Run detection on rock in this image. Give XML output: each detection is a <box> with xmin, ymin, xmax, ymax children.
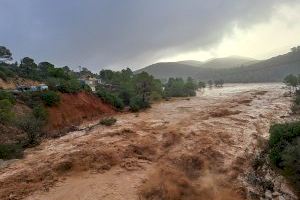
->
<box><xmin>272</xmin><ymin>191</ymin><xmax>281</xmax><ymax>197</ymax></box>
<box><xmin>265</xmin><ymin>190</ymin><xmax>272</xmax><ymax>199</ymax></box>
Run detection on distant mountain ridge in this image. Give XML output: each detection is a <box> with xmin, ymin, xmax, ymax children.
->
<box><xmin>135</xmin><ymin>56</ymin><xmax>259</xmax><ymax>80</ymax></box>
<box><xmin>135</xmin><ymin>62</ymin><xmax>200</xmax><ymax>80</ymax></box>
<box><xmin>135</xmin><ymin>48</ymin><xmax>300</xmax><ymax>83</ymax></box>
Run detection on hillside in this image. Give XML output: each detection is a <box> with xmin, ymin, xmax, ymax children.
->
<box><xmin>136</xmin><ymin>50</ymin><xmax>300</xmax><ymax>82</ymax></box>
<box><xmin>177</xmin><ymin>60</ymin><xmax>203</xmax><ymax>67</ymax></box>
<box><xmin>136</xmin><ymin>56</ymin><xmax>258</xmax><ymax>80</ymax></box>
<box><xmin>135</xmin><ymin>62</ymin><xmax>201</xmax><ymax>80</ymax></box>
<box><xmin>195</xmin><ymin>50</ymin><xmax>300</xmax><ymax>82</ymax></box>
<box><xmin>199</xmin><ymin>56</ymin><xmax>258</xmax><ymax>69</ymax></box>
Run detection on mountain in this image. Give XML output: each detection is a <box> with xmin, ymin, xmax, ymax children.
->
<box><xmin>135</xmin><ymin>62</ymin><xmax>201</xmax><ymax>80</ymax></box>
<box><xmin>136</xmin><ymin>56</ymin><xmax>258</xmax><ymax>80</ymax></box>
<box><xmin>200</xmin><ymin>56</ymin><xmax>258</xmax><ymax>69</ymax></box>
<box><xmin>194</xmin><ymin>50</ymin><xmax>300</xmax><ymax>82</ymax></box>
<box><xmin>177</xmin><ymin>60</ymin><xmax>203</xmax><ymax>67</ymax></box>
<box><xmin>136</xmin><ymin>48</ymin><xmax>300</xmax><ymax>82</ymax></box>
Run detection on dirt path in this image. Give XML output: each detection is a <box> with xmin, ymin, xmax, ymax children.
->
<box><xmin>0</xmin><ymin>84</ymin><xmax>291</xmax><ymax>200</ymax></box>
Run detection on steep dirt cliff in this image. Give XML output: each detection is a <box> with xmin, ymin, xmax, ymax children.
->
<box><xmin>46</xmin><ymin>92</ymin><xmax>116</xmax><ymax>131</ymax></box>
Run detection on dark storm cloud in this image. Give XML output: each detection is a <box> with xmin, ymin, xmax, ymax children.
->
<box><xmin>0</xmin><ymin>0</ymin><xmax>296</xmax><ymax>71</ymax></box>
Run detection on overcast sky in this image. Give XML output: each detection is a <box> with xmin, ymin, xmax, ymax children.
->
<box><xmin>1</xmin><ymin>0</ymin><xmax>299</xmax><ymax>71</ymax></box>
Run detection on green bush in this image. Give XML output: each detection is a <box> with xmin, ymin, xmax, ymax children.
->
<box><xmin>129</xmin><ymin>96</ymin><xmax>150</xmax><ymax>112</ymax></box>
<box><xmin>164</xmin><ymin>77</ymin><xmax>197</xmax><ymax>98</ymax></box>
<box><xmin>33</xmin><ymin>105</ymin><xmax>48</xmax><ymax>121</ymax></box>
<box><xmin>0</xmin><ymin>143</ymin><xmax>23</xmax><ymax>160</ymax></box>
<box><xmin>100</xmin><ymin>117</ymin><xmax>117</xmax><ymax>126</ymax></box>
<box><xmin>269</xmin><ymin>122</ymin><xmax>300</xmax><ymax>149</ymax></box>
<box><xmin>150</xmin><ymin>91</ymin><xmax>162</xmax><ymax>101</ymax></box>
<box><xmin>96</xmin><ymin>90</ymin><xmax>124</xmax><ymax>110</ymax></box>
<box><xmin>17</xmin><ymin>115</ymin><xmax>44</xmax><ymax>146</ymax></box>
<box><xmin>17</xmin><ymin>92</ymin><xmax>44</xmax><ymax>108</ymax></box>
<box><xmin>268</xmin><ymin>122</ymin><xmax>300</xmax><ymax>193</ymax></box>
<box><xmin>57</xmin><ymin>79</ymin><xmax>82</xmax><ymax>93</ymax></box>
<box><xmin>281</xmin><ymin>139</ymin><xmax>300</xmax><ymax>191</ymax></box>
<box><xmin>40</xmin><ymin>91</ymin><xmax>60</xmax><ymax>106</ymax></box>
<box><xmin>0</xmin><ymin>71</ymin><xmax>7</xmax><ymax>81</ymax></box>
<box><xmin>81</xmin><ymin>83</ymin><xmax>92</xmax><ymax>93</ymax></box>
<box><xmin>0</xmin><ymin>90</ymin><xmax>16</xmax><ymax>104</ymax></box>
<box><xmin>295</xmin><ymin>95</ymin><xmax>300</xmax><ymax>105</ymax></box>
<box><xmin>0</xmin><ymin>99</ymin><xmax>14</xmax><ymax>124</ymax></box>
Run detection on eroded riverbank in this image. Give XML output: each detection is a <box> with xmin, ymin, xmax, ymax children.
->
<box><xmin>0</xmin><ymin>84</ymin><xmax>293</xmax><ymax>200</ymax></box>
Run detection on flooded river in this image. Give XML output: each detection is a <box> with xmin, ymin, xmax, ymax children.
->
<box><xmin>0</xmin><ymin>83</ymin><xmax>292</xmax><ymax>200</ymax></box>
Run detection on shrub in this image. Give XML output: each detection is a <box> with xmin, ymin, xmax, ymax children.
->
<box><xmin>129</xmin><ymin>96</ymin><xmax>150</xmax><ymax>112</ymax></box>
<box><xmin>0</xmin><ymin>99</ymin><xmax>14</xmax><ymax>124</ymax></box>
<box><xmin>281</xmin><ymin>138</ymin><xmax>300</xmax><ymax>192</ymax></box>
<box><xmin>81</xmin><ymin>83</ymin><xmax>92</xmax><ymax>93</ymax></box>
<box><xmin>150</xmin><ymin>91</ymin><xmax>162</xmax><ymax>101</ymax></box>
<box><xmin>0</xmin><ymin>90</ymin><xmax>16</xmax><ymax>104</ymax></box>
<box><xmin>0</xmin><ymin>143</ymin><xmax>23</xmax><ymax>160</ymax></box>
<box><xmin>295</xmin><ymin>95</ymin><xmax>300</xmax><ymax>105</ymax></box>
<box><xmin>17</xmin><ymin>92</ymin><xmax>43</xmax><ymax>108</ymax></box>
<box><xmin>17</xmin><ymin>115</ymin><xmax>44</xmax><ymax>146</ymax></box>
<box><xmin>269</xmin><ymin>122</ymin><xmax>300</xmax><ymax>148</ymax></box>
<box><xmin>33</xmin><ymin>105</ymin><xmax>48</xmax><ymax>121</ymax></box>
<box><xmin>40</xmin><ymin>90</ymin><xmax>60</xmax><ymax>106</ymax></box>
<box><xmin>57</xmin><ymin>79</ymin><xmax>82</xmax><ymax>93</ymax></box>
<box><xmin>0</xmin><ymin>71</ymin><xmax>7</xmax><ymax>81</ymax></box>
<box><xmin>268</xmin><ymin>122</ymin><xmax>300</xmax><ymax>193</ymax></box>
<box><xmin>96</xmin><ymin>90</ymin><xmax>124</xmax><ymax>110</ymax></box>
<box><xmin>100</xmin><ymin>117</ymin><xmax>117</xmax><ymax>126</ymax></box>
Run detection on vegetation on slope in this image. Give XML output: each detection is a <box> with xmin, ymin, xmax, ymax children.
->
<box><xmin>0</xmin><ymin>45</ymin><xmax>202</xmax><ymax>161</ymax></box>
<box><xmin>265</xmin><ymin>74</ymin><xmax>300</xmax><ymax>195</ymax></box>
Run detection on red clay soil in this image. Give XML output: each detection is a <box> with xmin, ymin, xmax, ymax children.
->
<box><xmin>46</xmin><ymin>92</ymin><xmax>116</xmax><ymax>130</ymax></box>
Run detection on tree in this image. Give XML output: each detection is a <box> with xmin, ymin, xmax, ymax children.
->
<box><xmin>208</xmin><ymin>80</ymin><xmax>213</xmax><ymax>88</ymax></box>
<box><xmin>79</xmin><ymin>67</ymin><xmax>94</xmax><ymax>78</ymax></box>
<box><xmin>0</xmin><ymin>46</ymin><xmax>12</xmax><ymax>63</ymax></box>
<box><xmin>184</xmin><ymin>77</ymin><xmax>197</xmax><ymax>96</ymax></box>
<box><xmin>214</xmin><ymin>79</ymin><xmax>224</xmax><ymax>87</ymax></box>
<box><xmin>19</xmin><ymin>57</ymin><xmax>38</xmax><ymax>78</ymax></box>
<box><xmin>198</xmin><ymin>81</ymin><xmax>206</xmax><ymax>89</ymax></box>
<box><xmin>284</xmin><ymin>74</ymin><xmax>298</xmax><ymax>94</ymax></box>
<box><xmin>134</xmin><ymin>72</ymin><xmax>154</xmax><ymax>103</ymax></box>
<box><xmin>99</xmin><ymin>69</ymin><xmax>114</xmax><ymax>83</ymax></box>
<box><xmin>17</xmin><ymin>115</ymin><xmax>44</xmax><ymax>146</ymax></box>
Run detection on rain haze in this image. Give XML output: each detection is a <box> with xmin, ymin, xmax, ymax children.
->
<box><xmin>1</xmin><ymin>0</ymin><xmax>300</xmax><ymax>71</ymax></box>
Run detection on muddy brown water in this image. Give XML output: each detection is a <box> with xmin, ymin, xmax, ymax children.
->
<box><xmin>0</xmin><ymin>83</ymin><xmax>291</xmax><ymax>200</ymax></box>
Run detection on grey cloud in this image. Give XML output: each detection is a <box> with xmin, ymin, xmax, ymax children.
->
<box><xmin>0</xmin><ymin>0</ymin><xmax>297</xmax><ymax>71</ymax></box>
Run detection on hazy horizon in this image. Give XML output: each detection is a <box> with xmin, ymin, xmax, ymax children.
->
<box><xmin>1</xmin><ymin>0</ymin><xmax>300</xmax><ymax>71</ymax></box>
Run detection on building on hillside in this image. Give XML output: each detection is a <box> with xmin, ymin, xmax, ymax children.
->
<box><xmin>14</xmin><ymin>84</ymin><xmax>48</xmax><ymax>93</ymax></box>
<box><xmin>79</xmin><ymin>76</ymin><xmax>102</xmax><ymax>92</ymax></box>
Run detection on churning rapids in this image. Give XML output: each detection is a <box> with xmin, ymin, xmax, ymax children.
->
<box><xmin>0</xmin><ymin>83</ymin><xmax>292</xmax><ymax>200</ymax></box>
